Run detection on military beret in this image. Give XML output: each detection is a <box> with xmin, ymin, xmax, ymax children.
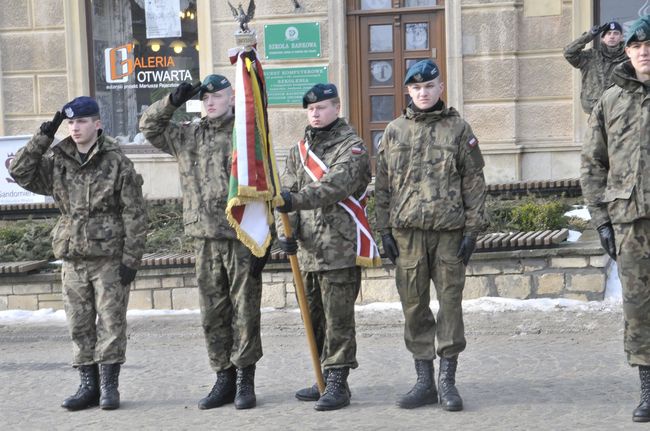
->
<box><xmin>199</xmin><ymin>74</ymin><xmax>231</xmax><ymax>99</ymax></box>
<box><xmin>62</xmin><ymin>96</ymin><xmax>100</xmax><ymax>119</ymax></box>
<box><xmin>601</xmin><ymin>21</ymin><xmax>622</xmax><ymax>37</ymax></box>
<box><xmin>625</xmin><ymin>14</ymin><xmax>650</xmax><ymax>46</ymax></box>
<box><xmin>403</xmin><ymin>59</ymin><xmax>440</xmax><ymax>85</ymax></box>
<box><xmin>302</xmin><ymin>83</ymin><xmax>338</xmax><ymax>108</ymax></box>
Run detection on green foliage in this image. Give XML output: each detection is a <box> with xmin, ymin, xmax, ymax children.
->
<box><xmin>0</xmin><ymin>218</ymin><xmax>57</xmax><ymax>262</ymax></box>
<box><xmin>486</xmin><ymin>196</ymin><xmax>574</xmax><ymax>233</ymax></box>
<box><xmin>144</xmin><ymin>202</ymin><xmax>194</xmax><ymax>253</ymax></box>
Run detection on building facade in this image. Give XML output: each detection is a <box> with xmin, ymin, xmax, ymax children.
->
<box><xmin>0</xmin><ymin>0</ymin><xmax>647</xmax><ymax>199</ymax></box>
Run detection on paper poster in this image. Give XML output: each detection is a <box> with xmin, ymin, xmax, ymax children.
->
<box><xmin>145</xmin><ymin>0</ymin><xmax>181</xmax><ymax>39</ymax></box>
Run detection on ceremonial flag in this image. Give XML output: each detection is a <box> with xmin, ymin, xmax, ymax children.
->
<box><xmin>226</xmin><ymin>48</ymin><xmax>282</xmax><ymax>257</ymax></box>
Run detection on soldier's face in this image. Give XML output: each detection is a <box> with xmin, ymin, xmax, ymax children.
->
<box><xmin>602</xmin><ymin>30</ymin><xmax>623</xmax><ymax>47</ymax></box>
<box><xmin>407</xmin><ymin>79</ymin><xmax>444</xmax><ymax>110</ymax></box>
<box><xmin>202</xmin><ymin>88</ymin><xmax>234</xmax><ymax>119</ymax></box>
<box><xmin>307</xmin><ymin>100</ymin><xmax>340</xmax><ymax>128</ymax></box>
<box><xmin>625</xmin><ymin>40</ymin><xmax>650</xmax><ymax>81</ymax></box>
<box><xmin>67</xmin><ymin>117</ymin><xmax>101</xmax><ymax>146</ymax></box>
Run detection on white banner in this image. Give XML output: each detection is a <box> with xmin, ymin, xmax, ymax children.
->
<box><xmin>1</xmin><ymin>135</ymin><xmax>49</xmax><ymax>205</ymax></box>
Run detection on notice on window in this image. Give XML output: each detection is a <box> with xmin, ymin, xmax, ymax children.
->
<box><xmin>145</xmin><ymin>0</ymin><xmax>181</xmax><ymax>39</ymax></box>
<box><xmin>1</xmin><ymin>136</ymin><xmax>50</xmax><ymax>204</ymax></box>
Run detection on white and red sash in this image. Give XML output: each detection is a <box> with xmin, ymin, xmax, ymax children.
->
<box><xmin>298</xmin><ymin>139</ymin><xmax>382</xmax><ymax>268</ymax></box>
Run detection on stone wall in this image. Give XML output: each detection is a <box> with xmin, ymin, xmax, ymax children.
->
<box><xmin>0</xmin><ymin>241</ymin><xmax>610</xmax><ymax>311</ymax></box>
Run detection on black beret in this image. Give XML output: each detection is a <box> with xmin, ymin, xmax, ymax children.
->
<box><xmin>62</xmin><ymin>96</ymin><xmax>100</xmax><ymax>119</ymax></box>
<box><xmin>601</xmin><ymin>21</ymin><xmax>623</xmax><ymax>37</ymax></box>
<box><xmin>302</xmin><ymin>83</ymin><xmax>338</xmax><ymax>108</ymax></box>
<box><xmin>403</xmin><ymin>59</ymin><xmax>440</xmax><ymax>85</ymax></box>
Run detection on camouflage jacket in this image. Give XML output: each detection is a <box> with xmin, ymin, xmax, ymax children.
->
<box><xmin>564</xmin><ymin>31</ymin><xmax>627</xmax><ymax>113</ymax></box>
<box><xmin>375</xmin><ymin>103</ymin><xmax>488</xmax><ymax>237</ymax></box>
<box><xmin>9</xmin><ymin>131</ymin><xmax>147</xmax><ymax>268</ymax></box>
<box><xmin>580</xmin><ymin>61</ymin><xmax>650</xmax><ymax>228</ymax></box>
<box><xmin>277</xmin><ymin>119</ymin><xmax>371</xmax><ymax>271</ymax></box>
<box><xmin>139</xmin><ymin>96</ymin><xmax>236</xmax><ymax>240</ymax></box>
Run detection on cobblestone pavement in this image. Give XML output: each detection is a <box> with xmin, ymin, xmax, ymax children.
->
<box><xmin>0</xmin><ymin>307</ymin><xmax>644</xmax><ymax>430</ymax></box>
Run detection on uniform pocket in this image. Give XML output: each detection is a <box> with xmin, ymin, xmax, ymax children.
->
<box><xmin>396</xmin><ymin>255</ymin><xmax>428</xmax><ymax>302</ymax></box>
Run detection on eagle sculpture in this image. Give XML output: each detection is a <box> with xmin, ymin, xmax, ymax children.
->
<box><xmin>228</xmin><ymin>0</ymin><xmax>256</xmax><ymax>32</ymax></box>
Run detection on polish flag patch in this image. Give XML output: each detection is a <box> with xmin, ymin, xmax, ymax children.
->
<box><xmin>468</xmin><ymin>136</ymin><xmax>479</xmax><ymax>148</ymax></box>
<box><xmin>351</xmin><ymin>146</ymin><xmax>365</xmax><ymax>155</ymax></box>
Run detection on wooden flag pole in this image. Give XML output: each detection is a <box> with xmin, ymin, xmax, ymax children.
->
<box><xmin>280</xmin><ymin>213</ymin><xmax>325</xmax><ymax>394</ymax></box>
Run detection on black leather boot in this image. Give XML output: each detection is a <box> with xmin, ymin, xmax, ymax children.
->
<box><xmin>396</xmin><ymin>359</ymin><xmax>438</xmax><ymax>409</ymax></box>
<box><xmin>198</xmin><ymin>367</ymin><xmax>237</xmax><ymax>410</ymax></box>
<box><xmin>234</xmin><ymin>365</ymin><xmax>256</xmax><ymax>409</ymax></box>
<box><xmin>314</xmin><ymin>367</ymin><xmax>351</xmax><ymax>411</ymax></box>
<box><xmin>61</xmin><ymin>364</ymin><xmax>100</xmax><ymax>411</ymax></box>
<box><xmin>99</xmin><ymin>364</ymin><xmax>121</xmax><ymax>410</ymax></box>
<box><xmin>633</xmin><ymin>366</ymin><xmax>650</xmax><ymax>422</ymax></box>
<box><xmin>439</xmin><ymin>356</ymin><xmax>463</xmax><ymax>411</ymax></box>
<box><xmin>296</xmin><ymin>369</ymin><xmax>328</xmax><ymax>401</ymax></box>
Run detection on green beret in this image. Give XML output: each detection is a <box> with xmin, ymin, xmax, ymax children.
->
<box><xmin>625</xmin><ymin>14</ymin><xmax>650</xmax><ymax>46</ymax></box>
<box><xmin>302</xmin><ymin>83</ymin><xmax>338</xmax><ymax>108</ymax></box>
<box><xmin>199</xmin><ymin>74</ymin><xmax>231</xmax><ymax>99</ymax></box>
<box><xmin>403</xmin><ymin>59</ymin><xmax>440</xmax><ymax>85</ymax></box>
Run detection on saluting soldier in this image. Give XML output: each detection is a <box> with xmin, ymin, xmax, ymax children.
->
<box><xmin>564</xmin><ymin>21</ymin><xmax>627</xmax><ymax>114</ymax></box>
<box><xmin>276</xmin><ymin>83</ymin><xmax>377</xmax><ymax>411</ymax></box>
<box><xmin>375</xmin><ymin>59</ymin><xmax>488</xmax><ymax>411</ymax></box>
<box><xmin>580</xmin><ymin>15</ymin><xmax>650</xmax><ymax>423</ymax></box>
<box><xmin>9</xmin><ymin>96</ymin><xmax>147</xmax><ymax>411</ymax></box>
<box><xmin>139</xmin><ymin>75</ymin><xmax>269</xmax><ymax>410</ymax></box>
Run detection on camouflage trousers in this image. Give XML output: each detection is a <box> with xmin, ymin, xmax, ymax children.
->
<box><xmin>195</xmin><ymin>238</ymin><xmax>263</xmax><ymax>372</ymax></box>
<box><xmin>61</xmin><ymin>257</ymin><xmax>130</xmax><ymax>366</ymax></box>
<box><xmin>614</xmin><ymin>220</ymin><xmax>650</xmax><ymax>366</ymax></box>
<box><xmin>393</xmin><ymin>228</ymin><xmax>466</xmax><ymax>360</ymax></box>
<box><xmin>300</xmin><ymin>267</ymin><xmax>361</xmax><ymax>369</ymax></box>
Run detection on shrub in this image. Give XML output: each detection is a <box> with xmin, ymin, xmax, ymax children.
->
<box><xmin>0</xmin><ymin>218</ymin><xmax>57</xmax><ymax>262</ymax></box>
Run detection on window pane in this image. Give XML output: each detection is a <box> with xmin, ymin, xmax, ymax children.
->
<box><xmin>370</xmin><ymin>60</ymin><xmax>394</xmax><ymax>86</ymax></box>
<box><xmin>405</xmin><ymin>23</ymin><xmax>428</xmax><ymax>50</ymax></box>
<box><xmin>405</xmin><ymin>0</ymin><xmax>437</xmax><ymax>6</ymax></box>
<box><xmin>405</xmin><ymin>58</ymin><xmax>426</xmax><ymax>70</ymax></box>
<box><xmin>91</xmin><ymin>0</ymin><xmax>200</xmax><ymax>144</ymax></box>
<box><xmin>361</xmin><ymin>0</ymin><xmax>392</xmax><ymax>9</ymax></box>
<box><xmin>371</xmin><ymin>95</ymin><xmax>394</xmax><ymax>122</ymax></box>
<box><xmin>370</xmin><ymin>25</ymin><xmax>393</xmax><ymax>52</ymax></box>
<box><xmin>371</xmin><ymin>130</ymin><xmax>385</xmax><ymax>153</ymax></box>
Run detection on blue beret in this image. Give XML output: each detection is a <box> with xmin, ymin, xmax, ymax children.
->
<box><xmin>62</xmin><ymin>96</ymin><xmax>99</xmax><ymax>119</ymax></box>
<box><xmin>403</xmin><ymin>59</ymin><xmax>440</xmax><ymax>85</ymax></box>
<box><xmin>601</xmin><ymin>21</ymin><xmax>622</xmax><ymax>37</ymax></box>
<box><xmin>625</xmin><ymin>15</ymin><xmax>650</xmax><ymax>46</ymax></box>
<box><xmin>199</xmin><ymin>74</ymin><xmax>231</xmax><ymax>99</ymax></box>
<box><xmin>302</xmin><ymin>83</ymin><xmax>338</xmax><ymax>108</ymax></box>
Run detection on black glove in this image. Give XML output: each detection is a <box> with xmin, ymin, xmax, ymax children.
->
<box><xmin>170</xmin><ymin>81</ymin><xmax>202</xmax><ymax>107</ymax></box>
<box><xmin>278</xmin><ymin>236</ymin><xmax>298</xmax><ymax>255</ymax></box>
<box><xmin>276</xmin><ymin>191</ymin><xmax>293</xmax><ymax>213</ymax></box>
<box><xmin>250</xmin><ymin>246</ymin><xmax>271</xmax><ymax>278</ymax></box>
<box><xmin>456</xmin><ymin>235</ymin><xmax>477</xmax><ymax>266</ymax></box>
<box><xmin>597</xmin><ymin>222</ymin><xmax>616</xmax><ymax>261</ymax></box>
<box><xmin>119</xmin><ymin>264</ymin><xmax>138</xmax><ymax>286</ymax></box>
<box><xmin>40</xmin><ymin>111</ymin><xmax>64</xmax><ymax>139</ymax></box>
<box><xmin>381</xmin><ymin>233</ymin><xmax>399</xmax><ymax>265</ymax></box>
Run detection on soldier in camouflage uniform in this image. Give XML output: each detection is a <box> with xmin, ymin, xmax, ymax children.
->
<box><xmin>275</xmin><ymin>83</ymin><xmax>372</xmax><ymax>411</ymax></box>
<box><xmin>139</xmin><ymin>75</ymin><xmax>268</xmax><ymax>410</ymax></box>
<box><xmin>564</xmin><ymin>21</ymin><xmax>627</xmax><ymax>114</ymax></box>
<box><xmin>375</xmin><ymin>59</ymin><xmax>488</xmax><ymax>411</ymax></box>
<box><xmin>580</xmin><ymin>15</ymin><xmax>650</xmax><ymax>423</ymax></box>
<box><xmin>9</xmin><ymin>96</ymin><xmax>147</xmax><ymax>411</ymax></box>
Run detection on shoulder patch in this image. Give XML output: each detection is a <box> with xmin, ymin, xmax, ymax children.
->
<box><xmin>351</xmin><ymin>146</ymin><xmax>365</xmax><ymax>155</ymax></box>
<box><xmin>468</xmin><ymin>136</ymin><xmax>479</xmax><ymax>148</ymax></box>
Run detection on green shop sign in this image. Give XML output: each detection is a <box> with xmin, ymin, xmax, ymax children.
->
<box><xmin>264</xmin><ymin>22</ymin><xmax>321</xmax><ymax>60</ymax></box>
<box><xmin>265</xmin><ymin>66</ymin><xmax>329</xmax><ymax>105</ymax></box>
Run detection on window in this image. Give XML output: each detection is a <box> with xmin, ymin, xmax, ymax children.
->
<box><xmin>596</xmin><ymin>0</ymin><xmax>650</xmax><ymax>30</ymax></box>
<box><xmin>88</xmin><ymin>0</ymin><xmax>200</xmax><ymax>144</ymax></box>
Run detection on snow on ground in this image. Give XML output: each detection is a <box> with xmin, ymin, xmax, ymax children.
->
<box><xmin>564</xmin><ymin>205</ymin><xmax>591</xmax><ymax>221</ymax></box>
